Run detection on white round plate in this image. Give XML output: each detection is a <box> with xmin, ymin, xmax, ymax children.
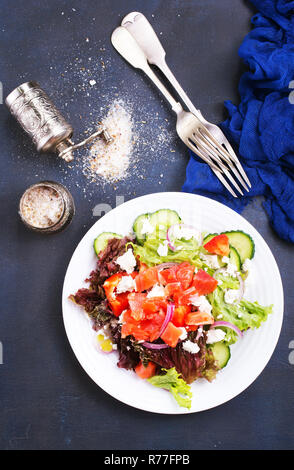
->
<box><xmin>62</xmin><ymin>192</ymin><xmax>284</xmax><ymax>414</ymax></box>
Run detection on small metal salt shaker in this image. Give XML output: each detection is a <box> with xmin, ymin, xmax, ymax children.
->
<box><xmin>6</xmin><ymin>81</ymin><xmax>112</xmax><ymax>162</ymax></box>
<box><xmin>19</xmin><ymin>181</ymin><xmax>75</xmax><ymax>234</ymax></box>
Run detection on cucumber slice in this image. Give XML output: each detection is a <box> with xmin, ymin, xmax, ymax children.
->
<box><xmin>93</xmin><ymin>232</ymin><xmax>122</xmax><ymax>257</ymax></box>
<box><xmin>148</xmin><ymin>209</ymin><xmax>181</xmax><ymax>239</ymax></box>
<box><xmin>228</xmin><ymin>246</ymin><xmax>241</xmax><ymax>271</ymax></box>
<box><xmin>149</xmin><ymin>209</ymin><xmax>181</xmax><ymax>229</ymax></box>
<box><xmin>133</xmin><ymin>213</ymin><xmax>152</xmax><ymax>245</ymax></box>
<box><xmin>210</xmin><ymin>342</ymin><xmax>231</xmax><ymax>369</ymax></box>
<box><xmin>222</xmin><ymin>231</ymin><xmax>255</xmax><ymax>263</ymax></box>
<box><xmin>203</xmin><ymin>233</ymin><xmax>217</xmax><ymax>244</ymax></box>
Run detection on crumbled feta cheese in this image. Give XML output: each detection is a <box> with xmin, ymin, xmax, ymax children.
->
<box><xmin>224</xmin><ymin>289</ymin><xmax>239</xmax><ymax>304</ymax></box>
<box><xmin>222</xmin><ymin>256</ymin><xmax>230</xmax><ymax>264</ymax></box>
<box><xmin>189</xmin><ymin>294</ymin><xmax>212</xmax><ymax>315</ymax></box>
<box><xmin>147</xmin><ymin>283</ymin><xmax>165</xmax><ymax>298</ymax></box>
<box><xmin>200</xmin><ymin>253</ymin><xmax>220</xmax><ymax>269</ymax></box>
<box><xmin>116</xmin><ymin>275</ymin><xmax>136</xmax><ymax>294</ymax></box>
<box><xmin>112</xmin><ymin>344</ymin><xmax>118</xmax><ymax>350</ymax></box>
<box><xmin>179</xmin><ymin>328</ymin><xmax>188</xmax><ymax>341</ymax></box>
<box><xmin>217</xmin><ymin>314</ymin><xmax>223</xmax><ymax>319</ymax></box>
<box><xmin>157</xmin><ymin>240</ymin><xmax>169</xmax><ymax>257</ymax></box>
<box><xmin>238</xmin><ymin>313</ymin><xmax>244</xmax><ymax>319</ymax></box>
<box><xmin>195</xmin><ymin>327</ymin><xmax>204</xmax><ymax>340</ymax></box>
<box><xmin>171</xmin><ymin>225</ymin><xmax>202</xmax><ymax>243</ymax></box>
<box><xmin>206</xmin><ymin>329</ymin><xmax>226</xmax><ymax>344</ymax></box>
<box><xmin>118</xmin><ymin>313</ymin><xmax>124</xmax><ymax>324</ymax></box>
<box><xmin>141</xmin><ymin>219</ymin><xmax>154</xmax><ymax>235</ymax></box>
<box><xmin>182</xmin><ymin>340</ymin><xmax>200</xmax><ymax>354</ymax></box>
<box><xmin>242</xmin><ymin>258</ymin><xmax>252</xmax><ymax>272</ymax></box>
<box><xmin>221</xmin><ymin>261</ymin><xmax>238</xmax><ymax>277</ymax></box>
<box><xmin>115</xmin><ymin>248</ymin><xmax>136</xmax><ymax>274</ymax></box>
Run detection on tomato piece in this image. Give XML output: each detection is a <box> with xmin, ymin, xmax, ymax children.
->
<box><xmin>144</xmin><ymin>309</ymin><xmax>166</xmax><ymax>342</ymax></box>
<box><xmin>158</xmin><ymin>265</ymin><xmax>179</xmax><ymax>285</ymax></box>
<box><xmin>192</xmin><ymin>270</ymin><xmax>218</xmax><ymax>295</ymax></box>
<box><xmin>139</xmin><ymin>262</ymin><xmax>148</xmax><ymax>273</ymax></box>
<box><xmin>121</xmin><ymin>310</ymin><xmax>149</xmax><ymax>341</ymax></box>
<box><xmin>164</xmin><ymin>282</ymin><xmax>182</xmax><ymax>299</ymax></box>
<box><xmin>161</xmin><ymin>322</ymin><xmax>183</xmax><ymax>347</ymax></box>
<box><xmin>103</xmin><ymin>273</ymin><xmax>130</xmax><ymax>316</ymax></box>
<box><xmin>176</xmin><ymin>262</ymin><xmax>195</xmax><ymax>289</ymax></box>
<box><xmin>172</xmin><ymin>305</ymin><xmax>191</xmax><ymax>327</ymax></box>
<box><xmin>142</xmin><ymin>298</ymin><xmax>167</xmax><ymax>317</ymax></box>
<box><xmin>173</xmin><ymin>286</ymin><xmax>198</xmax><ymax>306</ymax></box>
<box><xmin>185</xmin><ymin>311</ymin><xmax>214</xmax><ymax>326</ymax></box>
<box><xmin>121</xmin><ymin>308</ymin><xmax>166</xmax><ymax>343</ymax></box>
<box><xmin>203</xmin><ymin>234</ymin><xmax>230</xmax><ymax>256</ymax></box>
<box><xmin>135</xmin><ymin>267</ymin><xmax>159</xmax><ymax>292</ymax></box>
<box><xmin>128</xmin><ymin>292</ymin><xmax>147</xmax><ymax>321</ymax></box>
<box><xmin>135</xmin><ymin>361</ymin><xmax>157</xmax><ymax>379</ymax></box>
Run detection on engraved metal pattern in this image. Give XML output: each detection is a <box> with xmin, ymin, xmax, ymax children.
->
<box><xmin>6</xmin><ymin>81</ymin><xmax>112</xmax><ymax>162</ymax></box>
<box><xmin>7</xmin><ymin>83</ymin><xmax>73</xmax><ymax>153</ymax></box>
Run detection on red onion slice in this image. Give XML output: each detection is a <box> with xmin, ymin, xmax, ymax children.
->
<box><xmin>155</xmin><ymin>262</ymin><xmax>179</xmax><ymax>271</ymax></box>
<box><xmin>166</xmin><ymin>224</ymin><xmax>203</xmax><ymax>251</ymax></box>
<box><xmin>142</xmin><ymin>342</ymin><xmax>170</xmax><ymax>350</ymax></box>
<box><xmin>158</xmin><ymin>303</ymin><xmax>175</xmax><ymax>337</ymax></box>
<box><xmin>236</xmin><ymin>273</ymin><xmax>245</xmax><ymax>301</ymax></box>
<box><xmin>210</xmin><ymin>321</ymin><xmax>243</xmax><ymax>338</ymax></box>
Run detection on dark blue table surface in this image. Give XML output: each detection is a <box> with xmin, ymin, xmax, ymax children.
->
<box><xmin>1</xmin><ymin>0</ymin><xmax>294</xmax><ymax>450</ymax></box>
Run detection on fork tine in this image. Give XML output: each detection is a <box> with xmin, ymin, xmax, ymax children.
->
<box><xmin>200</xmin><ymin>126</ymin><xmax>233</xmax><ymax>161</ymax></box>
<box><xmin>222</xmin><ymin>141</ymin><xmax>252</xmax><ymax>189</ymax></box>
<box><xmin>199</xmin><ymin>127</ymin><xmax>251</xmax><ymax>190</ymax></box>
<box><xmin>189</xmin><ymin>134</ymin><xmax>244</xmax><ymax>196</ymax></box>
<box><xmin>211</xmin><ymin>169</ymin><xmax>238</xmax><ymax>198</ymax></box>
<box><xmin>189</xmin><ymin>134</ymin><xmax>229</xmax><ymax>172</ymax></box>
<box><xmin>184</xmin><ymin>138</ymin><xmax>223</xmax><ymax>172</ymax></box>
<box><xmin>190</xmin><ymin>133</ymin><xmax>247</xmax><ymax>195</ymax></box>
<box><xmin>196</xmin><ymin>128</ymin><xmax>250</xmax><ymax>192</ymax></box>
<box><xmin>184</xmin><ymin>138</ymin><xmax>239</xmax><ymax>197</ymax></box>
<box><xmin>222</xmin><ymin>169</ymin><xmax>243</xmax><ymax>195</ymax></box>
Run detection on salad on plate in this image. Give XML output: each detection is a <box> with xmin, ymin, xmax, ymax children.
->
<box><xmin>69</xmin><ymin>209</ymin><xmax>273</xmax><ymax>409</ymax></box>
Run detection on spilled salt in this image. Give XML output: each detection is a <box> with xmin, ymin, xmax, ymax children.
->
<box><xmin>83</xmin><ymin>100</ymin><xmax>134</xmax><ymax>183</ymax></box>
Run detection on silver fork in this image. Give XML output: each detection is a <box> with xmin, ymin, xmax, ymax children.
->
<box><xmin>111</xmin><ymin>27</ymin><xmax>246</xmax><ymax>197</ymax></box>
<box><xmin>120</xmin><ymin>12</ymin><xmax>251</xmax><ymax>196</ymax></box>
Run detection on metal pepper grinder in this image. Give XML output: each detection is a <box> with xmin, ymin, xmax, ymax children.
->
<box><xmin>5</xmin><ymin>81</ymin><xmax>112</xmax><ymax>162</ymax></box>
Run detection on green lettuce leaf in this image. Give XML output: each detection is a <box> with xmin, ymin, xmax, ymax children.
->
<box><xmin>147</xmin><ymin>368</ymin><xmax>192</xmax><ymax>409</ymax></box>
<box><xmin>132</xmin><ymin>237</ymin><xmax>202</xmax><ymax>267</ymax></box>
<box><xmin>209</xmin><ymin>288</ymin><xmax>273</xmax><ymax>344</ymax></box>
<box><xmin>214</xmin><ymin>273</ymin><xmax>240</xmax><ymax>290</ymax></box>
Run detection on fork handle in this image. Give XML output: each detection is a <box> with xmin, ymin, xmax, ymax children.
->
<box><xmin>141</xmin><ymin>62</ymin><xmax>183</xmax><ymax>114</ymax></box>
<box><xmin>157</xmin><ymin>60</ymin><xmax>201</xmax><ymax>116</ymax></box>
<box><xmin>122</xmin><ymin>12</ymin><xmax>201</xmax><ymax>117</ymax></box>
<box><xmin>111</xmin><ymin>27</ymin><xmax>182</xmax><ymax>114</ymax></box>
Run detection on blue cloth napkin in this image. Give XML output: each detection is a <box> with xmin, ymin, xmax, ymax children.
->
<box><xmin>182</xmin><ymin>0</ymin><xmax>294</xmax><ymax>243</ymax></box>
